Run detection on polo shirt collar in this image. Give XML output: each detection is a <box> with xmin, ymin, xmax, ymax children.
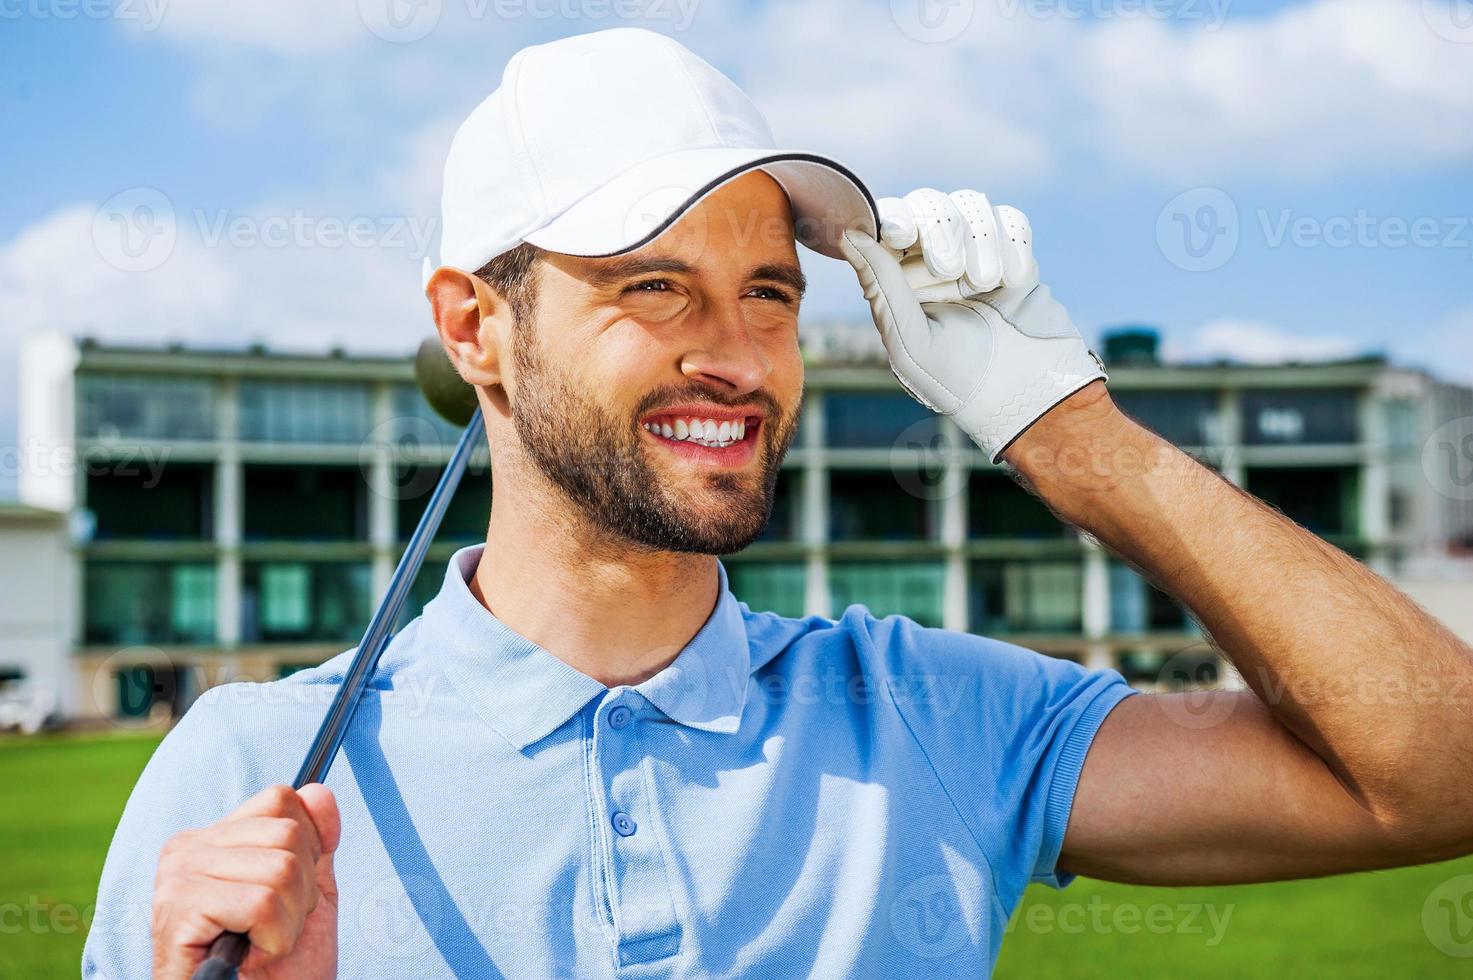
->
<box><xmin>419</xmin><ymin>545</ymin><xmax>752</xmax><ymax>750</ymax></box>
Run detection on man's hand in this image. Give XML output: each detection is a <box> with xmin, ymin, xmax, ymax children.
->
<box><xmin>151</xmin><ymin>784</ymin><xmax>340</xmax><ymax>980</ymax></box>
<box><xmin>839</xmin><ymin>188</ymin><xmax>1105</xmax><ymax>461</ymax></box>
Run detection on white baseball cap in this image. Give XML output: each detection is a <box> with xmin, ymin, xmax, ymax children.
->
<box><xmin>432</xmin><ymin>28</ymin><xmax>877</xmax><ymax>282</ymax></box>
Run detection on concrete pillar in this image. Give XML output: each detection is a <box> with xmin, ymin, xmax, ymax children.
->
<box><xmin>801</xmin><ymin>392</ymin><xmax>829</xmax><ymax>618</ymax></box>
<box><xmin>940</xmin><ymin>420</ymin><xmax>969</xmax><ymax>632</ymax></box>
<box><xmin>1082</xmin><ymin>539</ymin><xmax>1110</xmax><ymax>640</ymax></box>
<box><xmin>215</xmin><ymin>378</ymin><xmax>242</xmax><ymax>649</ymax></box>
<box><xmin>1217</xmin><ymin>387</ymin><xmax>1244</xmax><ymax>486</ymax></box>
<box><xmin>369</xmin><ymin>382</ymin><xmax>396</xmax><ymax>598</ymax></box>
<box><xmin>1358</xmin><ymin>389</ymin><xmax>1389</xmax><ymax>572</ymax></box>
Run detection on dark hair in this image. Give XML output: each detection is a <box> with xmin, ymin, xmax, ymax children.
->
<box><xmin>473</xmin><ymin>242</ymin><xmax>543</xmax><ymax>326</ymax></box>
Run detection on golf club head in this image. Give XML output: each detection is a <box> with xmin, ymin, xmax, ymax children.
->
<box><xmin>415</xmin><ymin>336</ymin><xmax>478</xmax><ymax>427</ymax></box>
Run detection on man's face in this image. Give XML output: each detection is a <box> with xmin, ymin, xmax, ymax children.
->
<box><xmin>506</xmin><ymin>171</ymin><xmax>805</xmax><ymax>554</ymax></box>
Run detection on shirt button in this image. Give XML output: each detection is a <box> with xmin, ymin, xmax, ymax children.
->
<box><xmin>608</xmin><ymin>706</ymin><xmax>633</xmax><ymax>730</ymax></box>
<box><xmin>611</xmin><ymin>811</ymin><xmax>637</xmax><ymax>837</ymax></box>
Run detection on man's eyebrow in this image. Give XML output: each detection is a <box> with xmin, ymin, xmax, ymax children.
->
<box><xmin>584</xmin><ymin>255</ymin><xmax>697</xmax><ymax>288</ymax></box>
<box><xmin>750</xmin><ymin>262</ymin><xmax>807</xmax><ymax>298</ymax></box>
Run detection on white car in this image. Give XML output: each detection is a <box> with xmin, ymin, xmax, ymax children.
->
<box><xmin>0</xmin><ymin>682</ymin><xmax>59</xmax><ymax>735</ymax></box>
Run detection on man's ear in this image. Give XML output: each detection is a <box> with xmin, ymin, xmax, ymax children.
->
<box><xmin>426</xmin><ymin>266</ymin><xmax>512</xmax><ymax>388</ymax></box>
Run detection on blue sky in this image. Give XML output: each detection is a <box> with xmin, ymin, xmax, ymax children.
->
<box><xmin>3</xmin><ymin>0</ymin><xmax>1472</xmax><ymax>492</ymax></box>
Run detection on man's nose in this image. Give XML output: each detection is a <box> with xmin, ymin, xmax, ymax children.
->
<box><xmin>679</xmin><ymin>304</ymin><xmax>773</xmax><ymax>396</ymax></box>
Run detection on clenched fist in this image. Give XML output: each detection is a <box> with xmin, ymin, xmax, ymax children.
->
<box><xmin>151</xmin><ymin>784</ymin><xmax>340</xmax><ymax>980</ymax></box>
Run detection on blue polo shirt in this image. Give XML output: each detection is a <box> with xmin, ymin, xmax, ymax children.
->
<box><xmin>84</xmin><ymin>546</ymin><xmax>1134</xmax><ymax>978</ymax></box>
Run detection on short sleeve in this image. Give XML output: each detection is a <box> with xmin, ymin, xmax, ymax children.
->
<box><xmin>81</xmin><ymin>688</ymin><xmax>270</xmax><ymax>978</ymax></box>
<box><xmin>849</xmin><ymin>608</ymin><xmax>1135</xmax><ymax>913</ymax></box>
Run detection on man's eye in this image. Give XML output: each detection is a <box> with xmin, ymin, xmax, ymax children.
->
<box><xmin>627</xmin><ymin>278</ymin><xmax>672</xmax><ymax>293</ymax></box>
<box><xmin>748</xmin><ymin>286</ymin><xmax>794</xmax><ymax>304</ymax></box>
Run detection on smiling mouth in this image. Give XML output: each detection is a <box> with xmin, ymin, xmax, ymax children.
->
<box><xmin>641</xmin><ymin>413</ymin><xmax>760</xmax><ymax>449</ymax></box>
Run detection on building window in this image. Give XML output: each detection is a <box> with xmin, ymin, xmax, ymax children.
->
<box><xmin>830</xmin><ymin>470</ymin><xmax>940</xmax><ymax>541</ymax></box>
<box><xmin>244</xmin><ymin>465</ymin><xmax>367</xmax><ymax>541</ymax></box>
<box><xmin>1242</xmin><ymin>389</ymin><xmax>1359</xmax><ymax>445</ymax></box>
<box><xmin>968</xmin><ymin>473</ymin><xmax>1067</xmax><ymax>539</ymax></box>
<box><xmin>823</xmin><ymin>392</ymin><xmax>942</xmax><ymax>449</ymax></box>
<box><xmin>970</xmin><ymin>560</ymin><xmax>1082</xmax><ymax>634</ymax></box>
<box><xmin>1245</xmin><ymin>467</ymin><xmax>1359</xmax><ymax>536</ymax></box>
<box><xmin>241</xmin><ymin>562</ymin><xmax>371</xmax><ymax>643</ymax></box>
<box><xmin>239</xmin><ymin>380</ymin><xmax>371</xmax><ymax>444</ymax></box>
<box><xmin>393</xmin><ymin>383</ymin><xmax>465</xmax><ymax>446</ymax></box>
<box><xmin>79</xmin><ymin>373</ymin><xmax>216</xmax><ymax>441</ymax></box>
<box><xmin>726</xmin><ymin>561</ymin><xmax>806</xmax><ymax>617</ymax></box>
<box><xmin>396</xmin><ymin>466</ymin><xmax>491</xmax><ymax>543</ymax></box>
<box><xmin>85</xmin><ymin>562</ymin><xmax>217</xmax><ymax>645</ymax></box>
<box><xmin>755</xmin><ymin>470</ymin><xmax>801</xmax><ymax>543</ymax></box>
<box><xmin>1109</xmin><ymin>562</ymin><xmax>1196</xmax><ymax>634</ymax></box>
<box><xmin>87</xmin><ymin>463</ymin><xmax>213</xmax><ymax>540</ymax></box>
<box><xmin>830</xmin><ymin>561</ymin><xmax>944</xmax><ymax>626</ymax></box>
<box><xmin>1112</xmin><ymin>390</ymin><xmax>1218</xmax><ymax>447</ymax></box>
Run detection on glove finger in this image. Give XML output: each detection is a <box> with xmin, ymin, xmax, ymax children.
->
<box><xmin>994</xmin><ymin>205</ymin><xmax>1039</xmax><ymax>289</ymax></box>
<box><xmin>903</xmin><ymin>188</ymin><xmax>966</xmax><ymax>282</ymax></box>
<box><xmin>877</xmin><ymin>197</ymin><xmax>918</xmax><ymax>252</ymax></box>
<box><xmin>949</xmin><ymin>190</ymin><xmax>1003</xmax><ymax>294</ymax></box>
<box><xmin>838</xmin><ymin>228</ymin><xmax>953</xmax><ymax>413</ymax></box>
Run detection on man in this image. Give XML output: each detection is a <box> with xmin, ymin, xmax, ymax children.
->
<box><xmin>86</xmin><ymin>28</ymin><xmax>1473</xmax><ymax>979</ymax></box>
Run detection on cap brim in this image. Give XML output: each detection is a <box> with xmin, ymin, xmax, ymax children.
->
<box><xmin>521</xmin><ymin>147</ymin><xmax>877</xmax><ymax>261</ymax></box>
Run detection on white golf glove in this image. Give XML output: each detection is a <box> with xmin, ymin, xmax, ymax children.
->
<box><xmin>839</xmin><ymin>188</ymin><xmax>1106</xmax><ymax>462</ymax></box>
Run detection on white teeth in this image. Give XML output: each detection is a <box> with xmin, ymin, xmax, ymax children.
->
<box><xmin>717</xmin><ymin>420</ymin><xmax>733</xmax><ymax>442</ymax></box>
<box><xmin>661</xmin><ymin>422</ymin><xmax>674</xmax><ymax>438</ymax></box>
<box><xmin>734</xmin><ymin>419</ymin><xmax>745</xmax><ymax>440</ymax></box>
<box><xmin>702</xmin><ymin>419</ymin><xmax>718</xmax><ymax>440</ymax></box>
<box><xmin>673</xmin><ymin>418</ymin><xmax>688</xmax><ymax>440</ymax></box>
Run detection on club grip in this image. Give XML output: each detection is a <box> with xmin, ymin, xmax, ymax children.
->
<box><xmin>191</xmin><ymin>931</ymin><xmax>250</xmax><ymax>979</ymax></box>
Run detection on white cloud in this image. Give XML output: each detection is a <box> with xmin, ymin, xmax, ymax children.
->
<box><xmin>1395</xmin><ymin>306</ymin><xmax>1473</xmax><ymax>385</ymax></box>
<box><xmin>1165</xmin><ymin>318</ymin><xmax>1362</xmax><ymax>364</ymax></box>
<box><xmin>1082</xmin><ymin>0</ymin><xmax>1473</xmax><ymax>179</ymax></box>
<box><xmin>124</xmin><ymin>0</ymin><xmax>371</xmax><ymax>53</ymax></box>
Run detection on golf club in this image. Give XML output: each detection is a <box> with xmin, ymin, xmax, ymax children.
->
<box><xmin>191</xmin><ymin>340</ymin><xmax>479</xmax><ymax>980</ymax></box>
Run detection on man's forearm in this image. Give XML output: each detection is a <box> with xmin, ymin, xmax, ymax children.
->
<box><xmin>1007</xmin><ymin>383</ymin><xmax>1473</xmax><ymax>846</ymax></box>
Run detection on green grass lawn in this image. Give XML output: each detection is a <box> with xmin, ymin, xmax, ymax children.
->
<box><xmin>4</xmin><ymin>732</ymin><xmax>1471</xmax><ymax>977</ymax></box>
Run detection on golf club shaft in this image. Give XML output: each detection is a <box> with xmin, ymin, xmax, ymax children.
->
<box><xmin>191</xmin><ymin>408</ymin><xmax>485</xmax><ymax>980</ymax></box>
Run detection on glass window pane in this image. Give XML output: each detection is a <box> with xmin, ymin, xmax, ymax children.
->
<box><xmin>970</xmin><ymin>560</ymin><xmax>1081</xmax><ymax>634</ymax></box>
<box><xmin>968</xmin><ymin>473</ymin><xmax>1066</xmax><ymax>539</ymax></box>
<box><xmin>84</xmin><ymin>562</ymin><xmax>216</xmax><ymax>645</ymax></box>
<box><xmin>824</xmin><ymin>392</ymin><xmax>941</xmax><ymax>449</ymax></box>
<box><xmin>1242</xmin><ymin>389</ymin><xmax>1359</xmax><ymax>445</ymax></box>
<box><xmin>726</xmin><ymin>561</ymin><xmax>806</xmax><ymax>617</ymax></box>
<box><xmin>396</xmin><ymin>466</ymin><xmax>491</xmax><ymax>543</ymax></box>
<box><xmin>1113</xmin><ymin>390</ymin><xmax>1218</xmax><ymax>446</ymax></box>
<box><xmin>87</xmin><ymin>463</ymin><xmax>213</xmax><ymax>540</ymax></box>
<box><xmin>244</xmin><ymin>465</ymin><xmax>366</xmax><ymax>541</ymax></box>
<box><xmin>239</xmin><ymin>380</ymin><xmax>371</xmax><ymax>444</ymax></box>
<box><xmin>830</xmin><ymin>561</ymin><xmax>944</xmax><ymax>626</ymax></box>
<box><xmin>1245</xmin><ymin>467</ymin><xmax>1359</xmax><ymax>535</ymax></box>
<box><xmin>830</xmin><ymin>470</ymin><xmax>939</xmax><ymax>541</ymax></box>
<box><xmin>755</xmin><ymin>470</ymin><xmax>800</xmax><ymax>543</ymax></box>
<box><xmin>241</xmin><ymin>562</ymin><xmax>371</xmax><ymax>643</ymax></box>
<box><xmin>78</xmin><ymin>374</ymin><xmax>215</xmax><ymax>441</ymax></box>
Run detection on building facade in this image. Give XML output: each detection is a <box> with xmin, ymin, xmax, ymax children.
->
<box><xmin>13</xmin><ymin>327</ymin><xmax>1473</xmax><ymax>722</ymax></box>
